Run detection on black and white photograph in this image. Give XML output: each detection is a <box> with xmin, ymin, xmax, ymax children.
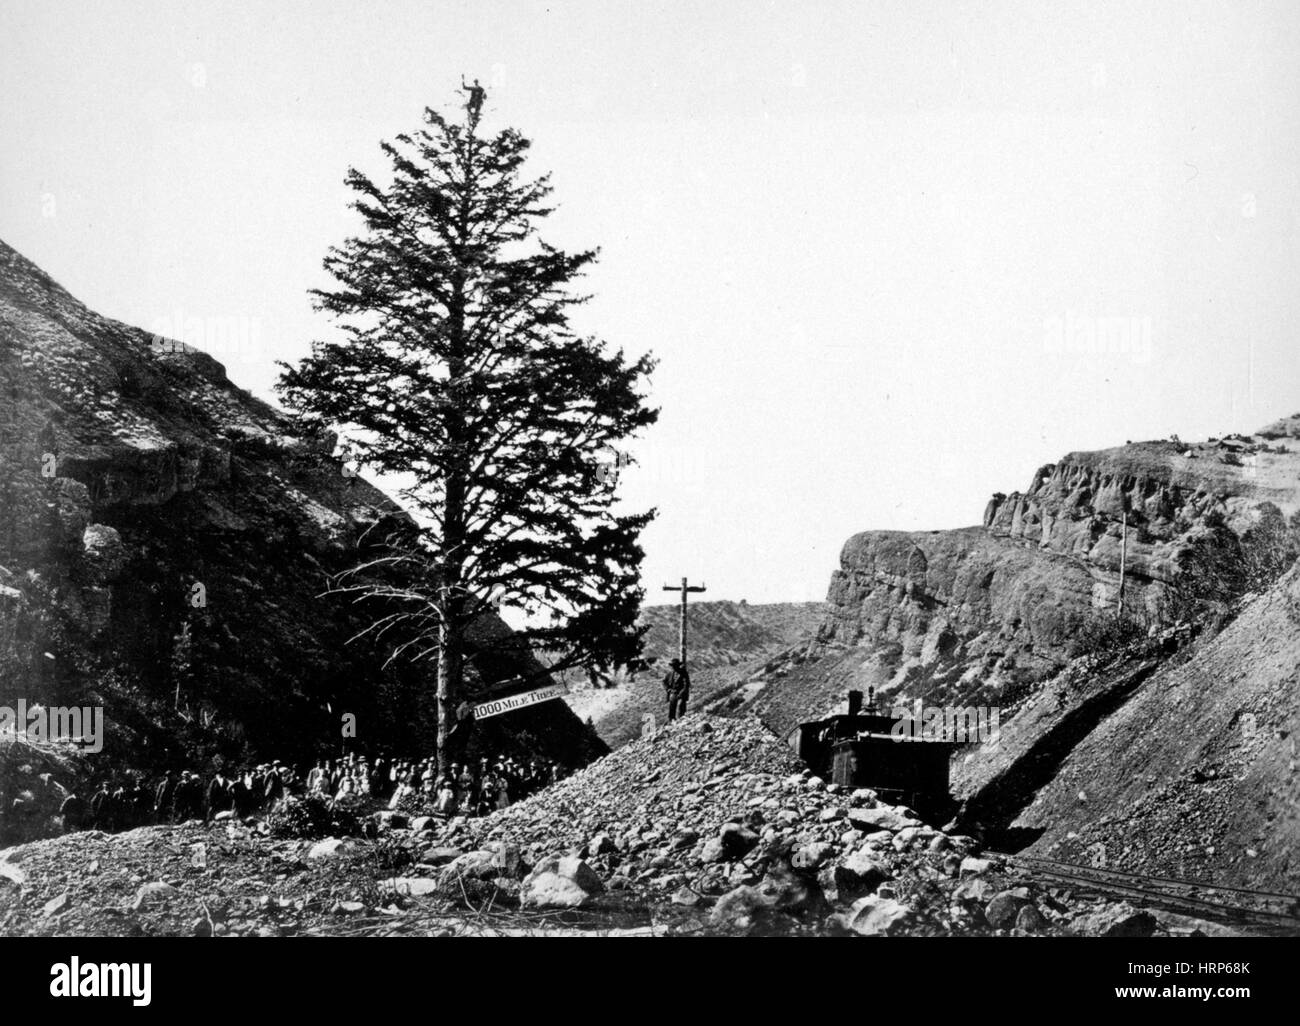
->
<box><xmin>0</xmin><ymin>0</ymin><xmax>1297</xmax><ymax>1005</ymax></box>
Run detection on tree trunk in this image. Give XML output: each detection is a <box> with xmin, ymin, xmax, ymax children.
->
<box><xmin>436</xmin><ymin>138</ymin><xmax>473</xmax><ymax>780</ymax></box>
<box><xmin>435</xmin><ymin>604</ymin><xmax>463</xmax><ymax>779</ymax></box>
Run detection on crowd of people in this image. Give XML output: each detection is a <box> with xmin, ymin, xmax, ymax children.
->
<box><xmin>55</xmin><ymin>751</ymin><xmax>570</xmax><ymax>834</ymax></box>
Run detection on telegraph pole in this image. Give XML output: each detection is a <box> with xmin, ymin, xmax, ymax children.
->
<box><xmin>1116</xmin><ymin>507</ymin><xmax>1128</xmax><ymax>618</ymax></box>
<box><xmin>662</xmin><ymin>577</ymin><xmax>706</xmax><ymax>667</ymax></box>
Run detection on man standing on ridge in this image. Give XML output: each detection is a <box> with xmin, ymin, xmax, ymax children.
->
<box><xmin>664</xmin><ymin>657</ymin><xmax>691</xmax><ymax>722</ymax></box>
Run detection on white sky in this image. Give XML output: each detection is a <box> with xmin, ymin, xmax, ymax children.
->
<box><xmin>3</xmin><ymin>0</ymin><xmax>1299</xmax><ymax>604</ymax></box>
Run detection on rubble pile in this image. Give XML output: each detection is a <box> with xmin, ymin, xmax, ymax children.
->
<box><xmin>397</xmin><ymin>715</ymin><xmax>1159</xmax><ymax>935</ymax></box>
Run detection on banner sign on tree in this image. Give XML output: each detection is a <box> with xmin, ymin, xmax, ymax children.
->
<box><xmin>473</xmin><ymin>683</ymin><xmax>569</xmax><ymax>720</ymax></box>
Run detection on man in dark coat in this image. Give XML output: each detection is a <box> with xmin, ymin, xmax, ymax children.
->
<box><xmin>205</xmin><ymin>773</ymin><xmax>228</xmax><ymax>820</ymax></box>
<box><xmin>130</xmin><ymin>780</ymin><xmax>151</xmax><ymax>826</ymax></box>
<box><xmin>175</xmin><ymin>772</ymin><xmax>202</xmax><ymax>821</ymax></box>
<box><xmin>155</xmin><ymin>771</ymin><xmax>176</xmax><ymax>823</ymax></box>
<box><xmin>664</xmin><ymin>657</ymin><xmax>691</xmax><ymax>721</ymax></box>
<box><xmin>89</xmin><ymin>783</ymin><xmax>112</xmax><ymax>829</ymax></box>
<box><xmin>264</xmin><ymin>763</ymin><xmax>285</xmax><ymax>809</ymax></box>
<box><xmin>109</xmin><ymin>785</ymin><xmax>131</xmax><ymax>830</ymax></box>
<box><xmin>230</xmin><ymin>774</ymin><xmax>252</xmax><ymax>818</ymax></box>
<box><xmin>59</xmin><ymin>792</ymin><xmax>86</xmax><ymax>833</ymax></box>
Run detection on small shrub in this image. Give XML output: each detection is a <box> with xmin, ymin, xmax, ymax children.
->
<box><xmin>267</xmin><ymin>793</ymin><xmax>364</xmax><ymax>840</ymax></box>
<box><xmin>370</xmin><ymin>833</ymin><xmax>418</xmax><ymax>873</ymax></box>
<box><xmin>394</xmin><ymin>790</ymin><xmax>436</xmax><ymax>818</ymax></box>
<box><xmin>1068</xmin><ymin>611</ymin><xmax>1147</xmax><ymax>660</ymax></box>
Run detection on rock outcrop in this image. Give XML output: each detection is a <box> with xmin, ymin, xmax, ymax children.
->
<box><xmin>816</xmin><ymin>439</ymin><xmax>1300</xmax><ymax>702</ymax></box>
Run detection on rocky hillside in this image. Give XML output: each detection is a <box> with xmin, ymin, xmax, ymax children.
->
<box><xmin>0</xmin><ymin>239</ymin><xmax>604</xmax><ymax>774</ymax></box>
<box><xmin>561</xmin><ymin>600</ymin><xmax>825</xmax><ymax>748</ymax></box>
<box><xmin>631</xmin><ymin>599</ymin><xmax>826</xmax><ymax>672</ymax></box>
<box><xmin>954</xmin><ymin>561</ymin><xmax>1300</xmax><ymax>892</ymax></box>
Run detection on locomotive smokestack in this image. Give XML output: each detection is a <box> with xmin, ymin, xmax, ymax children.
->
<box><xmin>847</xmin><ymin>690</ymin><xmax>863</xmax><ymax>718</ymax></box>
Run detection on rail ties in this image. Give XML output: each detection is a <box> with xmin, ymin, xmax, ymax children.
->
<box><xmin>998</xmin><ymin>852</ymin><xmax>1300</xmax><ymax>930</ymax></box>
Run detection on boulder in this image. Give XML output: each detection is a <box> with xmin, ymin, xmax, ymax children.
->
<box><xmin>586</xmin><ymin>832</ymin><xmax>617</xmax><ymax>856</ymax></box>
<box><xmin>388</xmin><ymin>877</ymin><xmax>441</xmax><ymax>898</ymax></box>
<box><xmin>702</xmin><ymin>822</ymin><xmax>759</xmax><ymax>863</ymax></box>
<box><xmin>985</xmin><ymin>889</ymin><xmax>1033</xmax><ymax>930</ymax></box>
<box><xmin>709</xmin><ymin>861</ymin><xmax>821</xmax><ymax>928</ymax></box>
<box><xmin>756</xmin><ymin>860</ymin><xmax>821</xmax><ymax>914</ymax></box>
<box><xmin>306</xmin><ymin>837</ymin><xmax>359</xmax><ymax>861</ymax></box>
<box><xmin>846</xmin><ymin>806</ymin><xmax>919</xmax><ymax>833</ymax></box>
<box><xmin>958</xmin><ymin>856</ymin><xmax>993</xmax><ymax>877</ymax></box>
<box><xmin>892</xmin><ymin>826</ymin><xmax>936</xmax><ymax>851</ymax></box>
<box><xmin>492</xmin><ymin>843</ymin><xmax>528</xmax><ymax>879</ymax></box>
<box><xmin>791</xmin><ymin>842</ymin><xmax>834</xmax><ymax>870</ymax></box>
<box><xmin>839</xmin><ymin>850</ymin><xmax>890</xmax><ymax>893</ymax></box>
<box><xmin>820</xmin><ymin>852</ymin><xmax>889</xmax><ymax>902</ymax></box>
<box><xmin>1015</xmin><ymin>904</ymin><xmax>1048</xmax><ymax>933</ymax></box>
<box><xmin>520</xmin><ymin>856</ymin><xmax>605</xmax><ymax>909</ymax></box>
<box><xmin>718</xmin><ymin>822</ymin><xmax>759</xmax><ymax>856</ymax></box>
<box><xmin>953</xmin><ymin>878</ymin><xmax>993</xmax><ymax>904</ymax></box>
<box><xmin>671</xmin><ymin>886</ymin><xmax>702</xmax><ymax>907</ymax></box>
<box><xmin>1070</xmin><ymin>902</ymin><xmax>1157</xmax><ymax>938</ymax></box>
<box><xmin>131</xmin><ymin>882</ymin><xmax>178</xmax><ymax>910</ymax></box>
<box><xmin>710</xmin><ymin>885</ymin><xmax>768</xmax><ymax>929</ymax></box>
<box><xmin>0</xmin><ymin>862</ymin><xmax>28</xmax><ymax>887</ymax></box>
<box><xmin>441</xmin><ymin>849</ymin><xmax>500</xmax><ymax>882</ymax></box>
<box><xmin>419</xmin><ymin>846</ymin><xmax>463</xmax><ymax>866</ymax></box>
<box><xmin>846</xmin><ymin>895</ymin><xmax>914</xmax><ymax>936</ymax></box>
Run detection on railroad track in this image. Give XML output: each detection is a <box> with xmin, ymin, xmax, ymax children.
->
<box><xmin>999</xmin><ymin>853</ymin><xmax>1300</xmax><ymax>933</ymax></box>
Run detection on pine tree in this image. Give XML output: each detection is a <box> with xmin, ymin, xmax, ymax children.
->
<box><xmin>278</xmin><ymin>82</ymin><xmax>657</xmax><ymax>775</ymax></box>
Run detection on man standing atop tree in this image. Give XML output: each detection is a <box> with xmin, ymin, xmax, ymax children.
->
<box><xmin>278</xmin><ymin>80</ymin><xmax>656</xmax><ymax>780</ymax></box>
<box><xmin>664</xmin><ymin>657</ymin><xmax>690</xmax><ymax>721</ymax></box>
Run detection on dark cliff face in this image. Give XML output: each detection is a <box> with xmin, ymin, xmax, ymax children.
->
<box><xmin>0</xmin><ymin>240</ymin><xmax>605</xmax><ymax>771</ymax></box>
